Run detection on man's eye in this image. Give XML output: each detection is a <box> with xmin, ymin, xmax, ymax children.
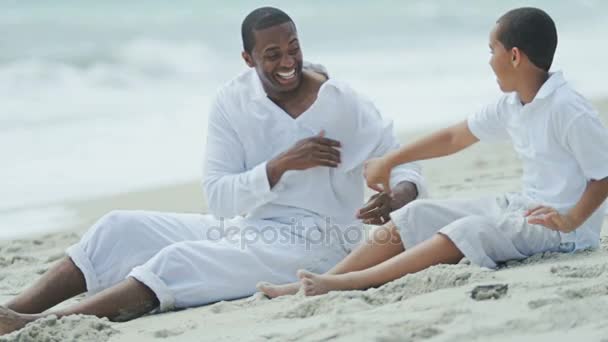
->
<box><xmin>289</xmin><ymin>47</ymin><xmax>300</xmax><ymax>55</ymax></box>
<box><xmin>265</xmin><ymin>54</ymin><xmax>280</xmax><ymax>60</ymax></box>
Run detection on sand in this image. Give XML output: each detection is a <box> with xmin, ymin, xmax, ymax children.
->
<box><xmin>1</xmin><ymin>100</ymin><xmax>607</xmax><ymax>341</ymax></box>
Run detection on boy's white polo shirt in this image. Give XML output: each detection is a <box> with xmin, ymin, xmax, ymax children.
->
<box><xmin>467</xmin><ymin>71</ymin><xmax>608</xmax><ymax>249</ymax></box>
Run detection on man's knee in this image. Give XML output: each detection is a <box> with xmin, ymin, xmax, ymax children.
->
<box><xmin>392</xmin><ymin>199</ymin><xmax>436</xmax><ymax>227</ymax></box>
<box><xmin>85</xmin><ymin>210</ymin><xmax>145</xmax><ymax>246</ymax></box>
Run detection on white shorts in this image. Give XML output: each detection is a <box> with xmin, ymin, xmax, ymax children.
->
<box><xmin>390</xmin><ymin>193</ymin><xmax>574</xmax><ymax>269</ymax></box>
<box><xmin>66</xmin><ymin>210</ymin><xmax>347</xmax><ymax>311</ymax></box>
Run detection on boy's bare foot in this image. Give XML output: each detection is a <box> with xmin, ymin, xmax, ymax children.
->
<box><xmin>256</xmin><ymin>281</ymin><xmax>301</xmax><ymax>298</ymax></box>
<box><xmin>0</xmin><ymin>306</ymin><xmax>36</xmax><ymax>335</ymax></box>
<box><xmin>297</xmin><ymin>270</ymin><xmax>353</xmax><ymax>296</ymax></box>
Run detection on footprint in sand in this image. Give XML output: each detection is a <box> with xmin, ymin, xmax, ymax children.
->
<box><xmin>209</xmin><ymin>301</ymin><xmax>238</xmax><ymax>314</ymax></box>
<box><xmin>275</xmin><ymin>294</ymin><xmax>375</xmax><ymax>319</ymax></box>
<box><xmin>559</xmin><ymin>284</ymin><xmax>608</xmax><ymax>300</ymax></box>
<box><xmin>152</xmin><ymin>322</ymin><xmax>197</xmax><ymax>339</ymax></box>
<box><xmin>550</xmin><ymin>264</ymin><xmax>608</xmax><ymax>278</ymax></box>
<box><xmin>153</xmin><ymin>328</ymin><xmax>185</xmax><ymax>338</ymax></box>
<box><xmin>527</xmin><ymin>297</ymin><xmax>563</xmax><ymax>309</ymax></box>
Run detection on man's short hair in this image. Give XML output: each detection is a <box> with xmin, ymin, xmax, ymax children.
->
<box><xmin>241</xmin><ymin>7</ymin><xmax>295</xmax><ymax>54</ymax></box>
<box><xmin>497</xmin><ymin>7</ymin><xmax>558</xmax><ymax>71</ymax></box>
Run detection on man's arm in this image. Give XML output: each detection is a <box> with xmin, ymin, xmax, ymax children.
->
<box><xmin>203</xmin><ymin>99</ymin><xmax>280</xmax><ymax>218</ymax></box>
<box><xmin>356</xmin><ymin>116</ymin><xmax>427</xmax><ymax>225</ymax></box>
<box><xmin>390</xmin><ymin>180</ymin><xmax>419</xmax><ymax>210</ymax></box>
<box><xmin>203</xmin><ymin>98</ymin><xmax>342</xmax><ymax>218</ymax></box>
<box><xmin>266</xmin><ymin>130</ymin><xmax>341</xmax><ymax>188</ymax></box>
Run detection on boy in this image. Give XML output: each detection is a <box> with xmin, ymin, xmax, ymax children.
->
<box><xmin>259</xmin><ymin>7</ymin><xmax>608</xmax><ymax>297</ymax></box>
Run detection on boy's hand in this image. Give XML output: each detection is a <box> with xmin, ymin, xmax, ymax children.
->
<box><xmin>364</xmin><ymin>157</ymin><xmax>393</xmax><ymax>194</ymax></box>
<box><xmin>525</xmin><ymin>206</ymin><xmax>578</xmax><ymax>233</ymax></box>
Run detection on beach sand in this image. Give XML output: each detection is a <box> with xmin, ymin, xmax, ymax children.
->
<box><xmin>1</xmin><ymin>100</ymin><xmax>607</xmax><ymax>342</ymax></box>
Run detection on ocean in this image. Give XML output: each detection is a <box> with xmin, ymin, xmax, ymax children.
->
<box><xmin>1</xmin><ymin>0</ymin><xmax>607</xmax><ymax>238</ymax></box>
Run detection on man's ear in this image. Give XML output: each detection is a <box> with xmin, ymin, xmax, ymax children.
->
<box><xmin>242</xmin><ymin>51</ymin><xmax>255</xmax><ymax>68</ymax></box>
<box><xmin>510</xmin><ymin>47</ymin><xmax>521</xmax><ymax>68</ymax></box>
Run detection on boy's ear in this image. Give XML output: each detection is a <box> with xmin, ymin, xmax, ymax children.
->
<box><xmin>510</xmin><ymin>47</ymin><xmax>522</xmax><ymax>68</ymax></box>
<box><xmin>242</xmin><ymin>51</ymin><xmax>255</xmax><ymax>68</ymax></box>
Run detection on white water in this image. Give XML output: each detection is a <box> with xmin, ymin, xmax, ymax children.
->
<box><xmin>1</xmin><ymin>0</ymin><xmax>607</xmax><ymax>238</ymax></box>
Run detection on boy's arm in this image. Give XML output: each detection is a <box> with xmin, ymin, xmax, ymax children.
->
<box><xmin>527</xmin><ymin>177</ymin><xmax>608</xmax><ymax>233</ymax></box>
<box><xmin>365</xmin><ymin>120</ymin><xmax>479</xmax><ymax>193</ymax></box>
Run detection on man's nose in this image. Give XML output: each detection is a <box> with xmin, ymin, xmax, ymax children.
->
<box><xmin>280</xmin><ymin>54</ymin><xmax>295</xmax><ymax>69</ymax></box>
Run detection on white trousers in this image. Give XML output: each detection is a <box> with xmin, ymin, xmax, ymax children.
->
<box><xmin>66</xmin><ymin>210</ymin><xmax>348</xmax><ymax>311</ymax></box>
<box><xmin>390</xmin><ymin>193</ymin><xmax>574</xmax><ymax>269</ymax></box>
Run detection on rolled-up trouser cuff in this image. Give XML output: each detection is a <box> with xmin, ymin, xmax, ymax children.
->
<box><xmin>129</xmin><ymin>266</ymin><xmax>176</xmax><ymax>312</ymax></box>
<box><xmin>66</xmin><ymin>243</ymin><xmax>103</xmax><ymax>295</ymax></box>
<box><xmin>439</xmin><ymin>226</ymin><xmax>497</xmax><ymax>269</ymax></box>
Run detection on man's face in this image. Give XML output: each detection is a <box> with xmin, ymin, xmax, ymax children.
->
<box><xmin>488</xmin><ymin>24</ymin><xmax>517</xmax><ymax>93</ymax></box>
<box><xmin>243</xmin><ymin>22</ymin><xmax>304</xmax><ymax>94</ymax></box>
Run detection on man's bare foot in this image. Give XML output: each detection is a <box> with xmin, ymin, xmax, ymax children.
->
<box><xmin>256</xmin><ymin>281</ymin><xmax>300</xmax><ymax>299</ymax></box>
<box><xmin>0</xmin><ymin>306</ymin><xmax>37</xmax><ymax>335</ymax></box>
<box><xmin>297</xmin><ymin>270</ymin><xmax>354</xmax><ymax>296</ymax></box>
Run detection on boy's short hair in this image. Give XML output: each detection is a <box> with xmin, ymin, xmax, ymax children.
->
<box><xmin>241</xmin><ymin>7</ymin><xmax>294</xmax><ymax>54</ymax></box>
<box><xmin>497</xmin><ymin>7</ymin><xmax>557</xmax><ymax>71</ymax></box>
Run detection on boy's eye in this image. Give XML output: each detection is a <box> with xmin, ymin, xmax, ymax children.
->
<box><xmin>288</xmin><ymin>47</ymin><xmax>300</xmax><ymax>55</ymax></box>
<box><xmin>265</xmin><ymin>54</ymin><xmax>280</xmax><ymax>60</ymax></box>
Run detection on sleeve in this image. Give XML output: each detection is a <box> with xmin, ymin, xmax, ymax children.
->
<box><xmin>467</xmin><ymin>96</ymin><xmax>510</xmax><ymax>143</ymax></box>
<box><xmin>202</xmin><ymin>96</ymin><xmax>279</xmax><ymax>218</ymax></box>
<box><xmin>369</xmin><ymin>108</ymin><xmax>429</xmax><ymax>199</ymax></box>
<box><xmin>564</xmin><ymin>113</ymin><xmax>608</xmax><ymax>180</ymax></box>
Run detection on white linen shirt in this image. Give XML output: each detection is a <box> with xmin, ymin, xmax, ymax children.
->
<box><xmin>203</xmin><ymin>65</ymin><xmax>427</xmax><ymax>227</ymax></box>
<box><xmin>468</xmin><ymin>71</ymin><xmax>608</xmax><ymax>249</ymax></box>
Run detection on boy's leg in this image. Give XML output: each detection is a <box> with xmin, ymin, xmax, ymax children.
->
<box><xmin>0</xmin><ymin>277</ymin><xmax>158</xmax><ymax>335</ymax></box>
<box><xmin>258</xmin><ymin>196</ymin><xmax>498</xmax><ymax>298</ymax></box>
<box><xmin>298</xmin><ymin>233</ymin><xmax>463</xmax><ymax>296</ymax></box>
<box><xmin>298</xmin><ymin>207</ymin><xmax>559</xmax><ymax>296</ymax></box>
<box><xmin>258</xmin><ymin>222</ymin><xmax>405</xmax><ymax>298</ymax></box>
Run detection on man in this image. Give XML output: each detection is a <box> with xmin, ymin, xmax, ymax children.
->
<box><xmin>0</xmin><ymin>7</ymin><xmax>425</xmax><ymax>334</ymax></box>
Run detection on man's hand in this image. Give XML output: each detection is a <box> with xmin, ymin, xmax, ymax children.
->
<box><xmin>357</xmin><ymin>181</ymin><xmax>418</xmax><ymax>225</ymax></box>
<box><xmin>364</xmin><ymin>157</ymin><xmax>394</xmax><ymax>194</ymax></box>
<box><xmin>525</xmin><ymin>205</ymin><xmax>578</xmax><ymax>233</ymax></box>
<box><xmin>267</xmin><ymin>130</ymin><xmax>341</xmax><ymax>187</ymax></box>
<box><xmin>356</xmin><ymin>192</ymin><xmax>392</xmax><ymax>225</ymax></box>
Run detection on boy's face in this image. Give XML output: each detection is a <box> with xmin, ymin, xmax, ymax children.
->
<box><xmin>242</xmin><ymin>22</ymin><xmax>304</xmax><ymax>95</ymax></box>
<box><xmin>488</xmin><ymin>24</ymin><xmax>517</xmax><ymax>93</ymax></box>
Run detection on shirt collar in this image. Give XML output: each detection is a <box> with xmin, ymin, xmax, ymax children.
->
<box><xmin>535</xmin><ymin>70</ymin><xmax>567</xmax><ymax>99</ymax></box>
<box><xmin>507</xmin><ymin>70</ymin><xmax>567</xmax><ymax>105</ymax></box>
<box><xmin>249</xmin><ymin>69</ymin><xmax>268</xmax><ymax>102</ymax></box>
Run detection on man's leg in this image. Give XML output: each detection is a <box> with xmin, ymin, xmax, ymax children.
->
<box><xmin>298</xmin><ymin>233</ymin><xmax>463</xmax><ymax>296</ymax></box>
<box><xmin>4</xmin><ymin>210</ymin><xmax>219</xmax><ymax>314</ymax></box>
<box><xmin>5</xmin><ymin>257</ymin><xmax>85</xmax><ymax>314</ymax></box>
<box><xmin>100</xmin><ymin>219</ymin><xmax>344</xmax><ymax>311</ymax></box>
<box><xmin>0</xmin><ymin>277</ymin><xmax>158</xmax><ymax>335</ymax></box>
